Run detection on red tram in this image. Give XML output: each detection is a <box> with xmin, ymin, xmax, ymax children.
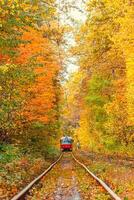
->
<box><xmin>60</xmin><ymin>136</ymin><xmax>73</xmax><ymax>151</ymax></box>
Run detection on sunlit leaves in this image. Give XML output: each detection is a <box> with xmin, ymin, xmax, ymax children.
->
<box><xmin>70</xmin><ymin>0</ymin><xmax>134</xmax><ymax>150</ymax></box>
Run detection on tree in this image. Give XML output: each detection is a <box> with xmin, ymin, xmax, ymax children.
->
<box><xmin>69</xmin><ymin>0</ymin><xmax>134</xmax><ymax>150</ymax></box>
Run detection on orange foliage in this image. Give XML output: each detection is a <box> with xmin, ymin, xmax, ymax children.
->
<box><xmin>18</xmin><ymin>27</ymin><xmax>60</xmax><ymax>123</ymax></box>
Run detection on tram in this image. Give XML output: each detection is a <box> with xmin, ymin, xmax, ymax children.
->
<box><xmin>60</xmin><ymin>136</ymin><xmax>73</xmax><ymax>151</ymax></box>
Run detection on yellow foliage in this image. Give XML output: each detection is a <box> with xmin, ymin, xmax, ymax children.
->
<box><xmin>75</xmin><ymin>109</ymin><xmax>91</xmax><ymax>149</ymax></box>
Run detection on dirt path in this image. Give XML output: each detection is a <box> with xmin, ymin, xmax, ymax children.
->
<box><xmin>26</xmin><ymin>153</ymin><xmax>111</xmax><ymax>200</ymax></box>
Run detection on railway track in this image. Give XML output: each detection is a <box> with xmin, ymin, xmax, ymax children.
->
<box><xmin>11</xmin><ymin>153</ymin><xmax>121</xmax><ymax>200</ymax></box>
<box><xmin>11</xmin><ymin>154</ymin><xmax>63</xmax><ymax>200</ymax></box>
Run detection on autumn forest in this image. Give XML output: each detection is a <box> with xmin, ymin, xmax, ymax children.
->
<box><xmin>0</xmin><ymin>0</ymin><xmax>134</xmax><ymax>199</ymax></box>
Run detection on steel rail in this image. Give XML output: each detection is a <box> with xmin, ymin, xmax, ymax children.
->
<box><xmin>11</xmin><ymin>153</ymin><xmax>63</xmax><ymax>200</ymax></box>
<box><xmin>72</xmin><ymin>153</ymin><xmax>122</xmax><ymax>200</ymax></box>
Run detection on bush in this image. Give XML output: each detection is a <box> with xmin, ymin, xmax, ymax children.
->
<box><xmin>46</xmin><ymin>146</ymin><xmax>60</xmax><ymax>159</ymax></box>
<box><xmin>0</xmin><ymin>144</ymin><xmax>20</xmax><ymax>164</ymax></box>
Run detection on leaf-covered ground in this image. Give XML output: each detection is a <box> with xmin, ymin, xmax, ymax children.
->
<box><xmin>0</xmin><ymin>144</ymin><xmax>59</xmax><ymax>200</ymax></box>
<box><xmin>1</xmin><ymin>148</ymin><xmax>133</xmax><ymax>200</ymax></box>
<box><xmin>26</xmin><ymin>153</ymin><xmax>112</xmax><ymax>200</ymax></box>
<box><xmin>75</xmin><ymin>151</ymin><xmax>134</xmax><ymax>200</ymax></box>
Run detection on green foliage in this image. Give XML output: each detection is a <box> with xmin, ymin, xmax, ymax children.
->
<box><xmin>89</xmin><ymin>162</ymin><xmax>107</xmax><ymax>175</ymax></box>
<box><xmin>88</xmin><ymin>75</ymin><xmax>111</xmax><ymax>93</ymax></box>
<box><xmin>95</xmin><ymin>107</ymin><xmax>107</xmax><ymax>123</ymax></box>
<box><xmin>31</xmin><ymin>121</ymin><xmax>46</xmax><ymax>130</ymax></box>
<box><xmin>124</xmin><ymin>197</ymin><xmax>129</xmax><ymax>200</ymax></box>
<box><xmin>86</xmin><ymin>95</ymin><xmax>105</xmax><ymax>106</ymax></box>
<box><xmin>102</xmin><ymin>137</ymin><xmax>120</xmax><ymax>151</ymax></box>
<box><xmin>85</xmin><ymin>75</ymin><xmax>112</xmax><ymax>135</ymax></box>
<box><xmin>0</xmin><ymin>144</ymin><xmax>20</xmax><ymax>164</ymax></box>
<box><xmin>46</xmin><ymin>146</ymin><xmax>60</xmax><ymax>159</ymax></box>
<box><xmin>96</xmin><ymin>193</ymin><xmax>110</xmax><ymax>200</ymax></box>
<box><xmin>0</xmin><ymin>63</ymin><xmax>35</xmax><ymax>137</ymax></box>
<box><xmin>86</xmin><ymin>75</ymin><xmax>111</xmax><ymax>106</ymax></box>
<box><xmin>115</xmin><ymin>186</ymin><xmax>124</xmax><ymax>195</ymax></box>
